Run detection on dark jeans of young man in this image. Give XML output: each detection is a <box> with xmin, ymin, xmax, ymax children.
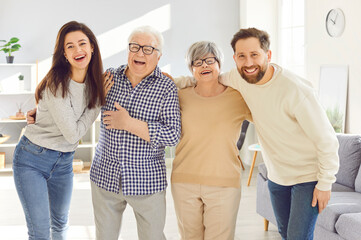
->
<box><xmin>268</xmin><ymin>180</ymin><xmax>319</xmax><ymax>240</ymax></box>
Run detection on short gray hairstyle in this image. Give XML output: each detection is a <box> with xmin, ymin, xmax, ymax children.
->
<box><xmin>186</xmin><ymin>41</ymin><xmax>224</xmax><ymax>73</ymax></box>
<box><xmin>128</xmin><ymin>26</ymin><xmax>164</xmax><ymax>53</ymax></box>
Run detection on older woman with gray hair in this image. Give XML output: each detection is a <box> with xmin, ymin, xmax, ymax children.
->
<box><xmin>171</xmin><ymin>41</ymin><xmax>252</xmax><ymax>239</ymax></box>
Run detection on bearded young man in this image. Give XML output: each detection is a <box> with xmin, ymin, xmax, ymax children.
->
<box><xmin>173</xmin><ymin>27</ymin><xmax>339</xmax><ymax>240</ymax></box>
<box><xmin>221</xmin><ymin>28</ymin><xmax>339</xmax><ymax>240</ymax></box>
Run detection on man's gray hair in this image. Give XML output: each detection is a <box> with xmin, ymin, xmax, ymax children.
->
<box><xmin>128</xmin><ymin>26</ymin><xmax>164</xmax><ymax>53</ymax></box>
<box><xmin>186</xmin><ymin>41</ymin><xmax>224</xmax><ymax>72</ymax></box>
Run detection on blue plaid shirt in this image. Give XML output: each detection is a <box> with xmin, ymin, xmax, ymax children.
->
<box><xmin>90</xmin><ymin>65</ymin><xmax>181</xmax><ymax>195</ymax></box>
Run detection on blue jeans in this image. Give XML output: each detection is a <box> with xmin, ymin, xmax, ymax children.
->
<box><xmin>268</xmin><ymin>180</ymin><xmax>319</xmax><ymax>240</ymax></box>
<box><xmin>13</xmin><ymin>136</ymin><xmax>74</xmax><ymax>240</ymax></box>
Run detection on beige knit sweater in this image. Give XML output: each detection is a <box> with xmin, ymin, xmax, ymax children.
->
<box><xmin>171</xmin><ymin>86</ymin><xmax>252</xmax><ymax>188</ymax></box>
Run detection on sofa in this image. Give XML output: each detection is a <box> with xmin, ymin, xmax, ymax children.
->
<box><xmin>256</xmin><ymin>134</ymin><xmax>361</xmax><ymax>240</ymax></box>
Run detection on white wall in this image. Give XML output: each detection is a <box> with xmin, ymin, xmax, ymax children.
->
<box><xmin>239</xmin><ymin>0</ymin><xmax>279</xmax><ymax>63</ymax></box>
<box><xmin>239</xmin><ymin>0</ymin><xmax>361</xmax><ymax>134</ymax></box>
<box><xmin>305</xmin><ymin>0</ymin><xmax>361</xmax><ymax>133</ymax></box>
<box><xmin>237</xmin><ymin>0</ymin><xmax>279</xmax><ymax>165</ymax></box>
<box><xmin>2</xmin><ymin>0</ymin><xmax>360</xmax><ymax>133</ymax></box>
<box><xmin>0</xmin><ymin>0</ymin><xmax>240</xmax><ymax>77</ymax></box>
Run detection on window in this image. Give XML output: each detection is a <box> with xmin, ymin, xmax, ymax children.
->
<box><xmin>279</xmin><ymin>0</ymin><xmax>305</xmax><ymax>77</ymax></box>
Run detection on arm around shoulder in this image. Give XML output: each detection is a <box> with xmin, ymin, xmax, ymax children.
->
<box><xmin>45</xmin><ymin>90</ymin><xmax>100</xmax><ymax>144</ymax></box>
<box><xmin>174</xmin><ymin>75</ymin><xmax>196</xmax><ymax>89</ymax></box>
<box><xmin>219</xmin><ymin>69</ymin><xmax>242</xmax><ymax>90</ymax></box>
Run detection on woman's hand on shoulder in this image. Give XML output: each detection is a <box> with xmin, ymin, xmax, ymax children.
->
<box><xmin>162</xmin><ymin>72</ymin><xmax>174</xmax><ymax>81</ymax></box>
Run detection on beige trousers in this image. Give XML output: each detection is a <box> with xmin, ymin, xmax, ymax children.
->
<box><xmin>91</xmin><ymin>181</ymin><xmax>166</xmax><ymax>240</ymax></box>
<box><xmin>171</xmin><ymin>182</ymin><xmax>242</xmax><ymax>240</ymax></box>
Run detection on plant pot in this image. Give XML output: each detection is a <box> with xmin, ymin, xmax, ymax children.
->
<box><xmin>19</xmin><ymin>80</ymin><xmax>24</xmax><ymax>91</ymax></box>
<box><xmin>6</xmin><ymin>56</ymin><xmax>14</xmax><ymax>64</ymax></box>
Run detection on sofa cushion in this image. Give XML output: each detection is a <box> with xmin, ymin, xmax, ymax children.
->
<box><xmin>332</xmin><ymin>182</ymin><xmax>354</xmax><ymax>192</ymax></box>
<box><xmin>355</xmin><ymin>165</ymin><xmax>361</xmax><ymax>193</ymax></box>
<box><xmin>335</xmin><ymin>212</ymin><xmax>361</xmax><ymax>240</ymax></box>
<box><xmin>317</xmin><ymin>202</ymin><xmax>361</xmax><ymax>232</ymax></box>
<box><xmin>314</xmin><ymin>224</ymin><xmax>344</xmax><ymax>240</ymax></box>
<box><xmin>335</xmin><ymin>134</ymin><xmax>361</xmax><ymax>189</ymax></box>
<box><xmin>258</xmin><ymin>163</ymin><xmax>267</xmax><ymax>179</ymax></box>
<box><xmin>328</xmin><ymin>192</ymin><xmax>361</xmax><ymax>205</ymax></box>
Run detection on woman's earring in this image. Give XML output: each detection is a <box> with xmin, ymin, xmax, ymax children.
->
<box><xmin>65</xmin><ymin>57</ymin><xmax>68</xmax><ymax>63</ymax></box>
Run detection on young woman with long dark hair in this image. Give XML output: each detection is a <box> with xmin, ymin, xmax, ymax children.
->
<box><xmin>12</xmin><ymin>21</ymin><xmax>111</xmax><ymax>240</ymax></box>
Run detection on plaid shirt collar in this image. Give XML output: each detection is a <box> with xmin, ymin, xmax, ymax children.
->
<box><xmin>117</xmin><ymin>65</ymin><xmax>161</xmax><ymax>86</ymax></box>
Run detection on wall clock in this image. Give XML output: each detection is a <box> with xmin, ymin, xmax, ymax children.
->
<box><xmin>326</xmin><ymin>8</ymin><xmax>345</xmax><ymax>37</ymax></box>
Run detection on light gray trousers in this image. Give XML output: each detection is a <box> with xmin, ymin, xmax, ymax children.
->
<box><xmin>91</xmin><ymin>181</ymin><xmax>166</xmax><ymax>240</ymax></box>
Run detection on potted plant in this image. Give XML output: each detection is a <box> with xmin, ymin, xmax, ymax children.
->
<box><xmin>0</xmin><ymin>37</ymin><xmax>21</xmax><ymax>63</ymax></box>
<box><xmin>18</xmin><ymin>74</ymin><xmax>24</xmax><ymax>91</ymax></box>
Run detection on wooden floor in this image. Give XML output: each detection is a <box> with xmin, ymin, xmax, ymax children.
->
<box><xmin>0</xmin><ymin>166</ymin><xmax>281</xmax><ymax>240</ymax></box>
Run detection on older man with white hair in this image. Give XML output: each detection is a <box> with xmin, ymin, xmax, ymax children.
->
<box><xmin>90</xmin><ymin>26</ymin><xmax>181</xmax><ymax>240</ymax></box>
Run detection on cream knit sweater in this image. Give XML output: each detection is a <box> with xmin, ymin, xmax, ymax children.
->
<box><xmin>220</xmin><ymin>64</ymin><xmax>339</xmax><ymax>191</ymax></box>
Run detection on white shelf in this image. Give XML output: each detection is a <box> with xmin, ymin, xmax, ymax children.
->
<box><xmin>0</xmin><ymin>62</ymin><xmax>39</xmax><ymax>167</ymax></box>
<box><xmin>0</xmin><ymin>143</ymin><xmax>17</xmax><ymax>147</ymax></box>
<box><xmin>0</xmin><ymin>91</ymin><xmax>34</xmax><ymax>96</ymax></box>
<box><xmin>0</xmin><ymin>164</ymin><xmax>13</xmax><ymax>173</ymax></box>
<box><xmin>0</xmin><ymin>61</ymin><xmax>98</xmax><ymax>166</ymax></box>
<box><xmin>0</xmin><ymin>62</ymin><xmax>38</xmax><ymax>93</ymax></box>
<box><xmin>0</xmin><ymin>63</ymin><xmax>36</xmax><ymax>67</ymax></box>
<box><xmin>0</xmin><ymin>119</ymin><xmax>26</xmax><ymax>123</ymax></box>
<box><xmin>77</xmin><ymin>143</ymin><xmax>94</xmax><ymax>148</ymax></box>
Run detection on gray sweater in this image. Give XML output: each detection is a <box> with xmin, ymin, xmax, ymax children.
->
<box><xmin>25</xmin><ymin>80</ymin><xmax>100</xmax><ymax>152</ymax></box>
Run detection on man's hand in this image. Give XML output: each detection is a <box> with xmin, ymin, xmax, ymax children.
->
<box><xmin>26</xmin><ymin>108</ymin><xmax>37</xmax><ymax>124</ymax></box>
<box><xmin>103</xmin><ymin>102</ymin><xmax>150</xmax><ymax>141</ymax></box>
<box><xmin>103</xmin><ymin>102</ymin><xmax>131</xmax><ymax>130</ymax></box>
<box><xmin>312</xmin><ymin>187</ymin><xmax>331</xmax><ymax>213</ymax></box>
<box><xmin>103</xmin><ymin>71</ymin><xmax>114</xmax><ymax>96</ymax></box>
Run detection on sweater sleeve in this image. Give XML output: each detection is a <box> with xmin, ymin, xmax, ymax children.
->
<box><xmin>44</xmin><ymin>89</ymin><xmax>100</xmax><ymax>145</ymax></box>
<box><xmin>219</xmin><ymin>69</ymin><xmax>241</xmax><ymax>90</ymax></box>
<box><xmin>174</xmin><ymin>70</ymin><xmax>241</xmax><ymax>90</ymax></box>
<box><xmin>294</xmin><ymin>91</ymin><xmax>340</xmax><ymax>191</ymax></box>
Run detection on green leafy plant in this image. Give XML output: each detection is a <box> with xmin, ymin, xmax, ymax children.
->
<box><xmin>0</xmin><ymin>37</ymin><xmax>21</xmax><ymax>56</ymax></box>
<box><xmin>18</xmin><ymin>74</ymin><xmax>24</xmax><ymax>80</ymax></box>
<box><xmin>326</xmin><ymin>106</ymin><xmax>344</xmax><ymax>133</ymax></box>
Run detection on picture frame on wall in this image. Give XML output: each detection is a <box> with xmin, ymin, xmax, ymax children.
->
<box><xmin>318</xmin><ymin>65</ymin><xmax>348</xmax><ymax>133</ymax></box>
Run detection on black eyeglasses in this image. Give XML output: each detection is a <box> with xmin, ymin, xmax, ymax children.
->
<box><xmin>192</xmin><ymin>57</ymin><xmax>218</xmax><ymax>67</ymax></box>
<box><xmin>129</xmin><ymin>43</ymin><xmax>159</xmax><ymax>55</ymax></box>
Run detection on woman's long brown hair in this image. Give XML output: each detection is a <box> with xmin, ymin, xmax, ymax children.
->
<box><xmin>35</xmin><ymin>21</ymin><xmax>105</xmax><ymax>108</ymax></box>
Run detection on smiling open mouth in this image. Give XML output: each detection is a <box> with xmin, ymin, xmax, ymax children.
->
<box><xmin>201</xmin><ymin>70</ymin><xmax>211</xmax><ymax>75</ymax></box>
<box><xmin>244</xmin><ymin>67</ymin><xmax>258</xmax><ymax>74</ymax></box>
<box><xmin>134</xmin><ymin>60</ymin><xmax>145</xmax><ymax>65</ymax></box>
<box><xmin>74</xmin><ymin>55</ymin><xmax>85</xmax><ymax>61</ymax></box>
